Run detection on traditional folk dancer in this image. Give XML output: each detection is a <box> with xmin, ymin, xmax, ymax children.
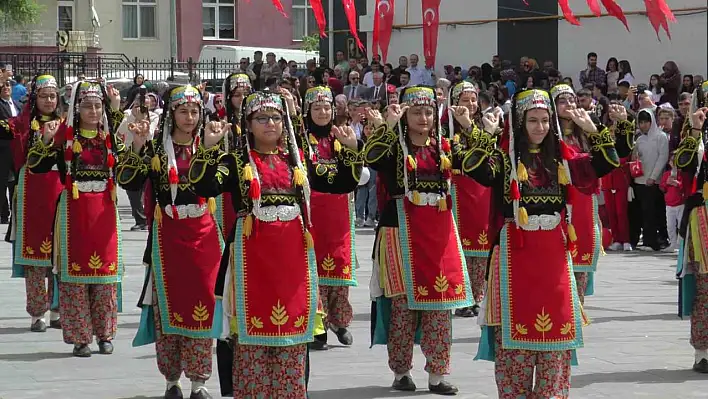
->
<box><xmin>445</xmin><ymin>81</ymin><xmax>493</xmax><ymax>317</ymax></box>
<box><xmin>300</xmin><ymin>86</ymin><xmax>359</xmax><ymax>350</ymax></box>
<box><xmin>0</xmin><ymin>75</ymin><xmax>63</xmax><ymax>332</ymax></box>
<box><xmin>465</xmin><ymin>89</ymin><xmax>620</xmax><ymax>398</ymax></box>
<box><xmin>551</xmin><ymin>84</ymin><xmax>634</xmax><ymax>305</ymax></box>
<box><xmin>190</xmin><ymin>89</ymin><xmax>362</xmax><ymax>398</ymax></box>
<box><xmin>366</xmin><ymin>86</ymin><xmax>472</xmax><ymax>395</ymax></box>
<box><xmin>118</xmin><ymin>85</ymin><xmax>221</xmax><ymax>399</ymax></box>
<box><xmin>676</xmin><ymin>81</ymin><xmax>708</xmax><ymax>373</ymax></box>
<box><xmin>28</xmin><ymin>81</ymin><xmax>124</xmax><ymax>357</ymax></box>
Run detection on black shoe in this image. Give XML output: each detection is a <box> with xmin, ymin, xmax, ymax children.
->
<box><xmin>130</xmin><ymin>224</ymin><xmax>143</xmax><ymax>231</ymax></box>
<box><xmin>693</xmin><ymin>359</ymin><xmax>708</xmax><ymax>373</ymax></box>
<box><xmin>30</xmin><ymin>319</ymin><xmax>47</xmax><ymax>332</ymax></box>
<box><xmin>308</xmin><ymin>340</ymin><xmax>329</xmax><ymax>351</ymax></box>
<box><xmin>189</xmin><ymin>388</ymin><xmax>212</xmax><ymax>399</ymax></box>
<box><xmin>0</xmin><ymin>217</ymin><xmax>9</xmax><ymax>224</ymax></box>
<box><xmin>428</xmin><ymin>381</ymin><xmax>459</xmax><ymax>395</ymax></box>
<box><xmin>72</xmin><ymin>344</ymin><xmax>91</xmax><ymax>357</ymax></box>
<box><xmin>164</xmin><ymin>385</ymin><xmax>184</xmax><ymax>399</ymax></box>
<box><xmin>392</xmin><ymin>375</ymin><xmax>416</xmax><ymax>391</ymax></box>
<box><xmin>49</xmin><ymin>319</ymin><xmax>62</xmax><ymax>329</ymax></box>
<box><xmin>471</xmin><ymin>304</ymin><xmax>480</xmax><ymax>316</ymax></box>
<box><xmin>334</xmin><ymin>327</ymin><xmax>353</xmax><ymax>346</ymax></box>
<box><xmin>98</xmin><ymin>340</ymin><xmax>114</xmax><ymax>354</ymax></box>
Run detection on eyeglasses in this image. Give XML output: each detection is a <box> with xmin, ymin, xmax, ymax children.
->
<box><xmin>350</xmin><ymin>77</ymin><xmax>359</xmax><ymax>81</ymax></box>
<box><xmin>253</xmin><ymin>115</ymin><xmax>283</xmax><ymax>124</ymax></box>
<box><xmin>214</xmin><ymin>101</ymin><xmax>222</xmax><ymax>104</ymax></box>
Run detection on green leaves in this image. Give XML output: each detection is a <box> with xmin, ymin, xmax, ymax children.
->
<box><xmin>0</xmin><ymin>0</ymin><xmax>44</xmax><ymax>29</ymax></box>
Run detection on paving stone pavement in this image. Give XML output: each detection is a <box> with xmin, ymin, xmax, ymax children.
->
<box><xmin>0</xmin><ymin>190</ymin><xmax>706</xmax><ymax>398</ymax></box>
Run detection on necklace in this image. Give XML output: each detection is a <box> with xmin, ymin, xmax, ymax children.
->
<box><xmin>79</xmin><ymin>129</ymin><xmax>98</xmax><ymax>139</ymax></box>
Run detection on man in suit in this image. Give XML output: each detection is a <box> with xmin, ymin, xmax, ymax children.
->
<box><xmin>343</xmin><ymin>71</ymin><xmax>370</xmax><ymax>101</ymax></box>
<box><xmin>367</xmin><ymin>72</ymin><xmax>387</xmax><ymax>108</ymax></box>
<box><xmin>0</xmin><ymin>80</ymin><xmax>22</xmax><ymax>223</ymax></box>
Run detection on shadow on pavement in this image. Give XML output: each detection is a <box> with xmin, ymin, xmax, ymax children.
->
<box><xmin>0</xmin><ymin>351</ymin><xmax>73</xmax><ymax>361</ymax></box>
<box><xmin>572</xmin><ymin>368</ymin><xmax>705</xmax><ymax>388</ymax></box>
<box><xmin>309</xmin><ymin>385</ymin><xmax>430</xmax><ymax>398</ymax></box>
<box><xmin>591</xmin><ymin>313</ymin><xmax>677</xmax><ymax>324</ymax></box>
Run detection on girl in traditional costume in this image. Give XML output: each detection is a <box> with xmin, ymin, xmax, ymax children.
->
<box><xmin>118</xmin><ymin>85</ymin><xmax>221</xmax><ymax>399</ymax></box>
<box><xmin>464</xmin><ymin>88</ymin><xmax>621</xmax><ymax>398</ymax></box>
<box><xmin>189</xmin><ymin>89</ymin><xmax>361</xmax><ymax>398</ymax></box>
<box><xmin>28</xmin><ymin>80</ymin><xmax>124</xmax><ymax>357</ymax></box>
<box><xmin>676</xmin><ymin>80</ymin><xmax>708</xmax><ymax>373</ymax></box>
<box><xmin>550</xmin><ymin>83</ymin><xmax>633</xmax><ymax>304</ymax></box>
<box><xmin>445</xmin><ymin>81</ymin><xmax>493</xmax><ymax>317</ymax></box>
<box><xmin>366</xmin><ymin>86</ymin><xmax>472</xmax><ymax>395</ymax></box>
<box><xmin>300</xmin><ymin>86</ymin><xmax>361</xmax><ymax>350</ymax></box>
<box><xmin>1</xmin><ymin>75</ymin><xmax>64</xmax><ymax>332</ymax></box>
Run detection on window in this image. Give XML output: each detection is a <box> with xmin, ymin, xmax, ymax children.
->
<box><xmin>122</xmin><ymin>0</ymin><xmax>157</xmax><ymax>39</ymax></box>
<box><xmin>58</xmin><ymin>1</ymin><xmax>74</xmax><ymax>31</ymax></box>
<box><xmin>292</xmin><ymin>0</ymin><xmax>318</xmax><ymax>41</ymax></box>
<box><xmin>203</xmin><ymin>0</ymin><xmax>236</xmax><ymax>39</ymax></box>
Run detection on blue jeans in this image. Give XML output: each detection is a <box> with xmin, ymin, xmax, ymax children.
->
<box><xmin>355</xmin><ymin>168</ymin><xmax>377</xmax><ymax>220</ymax></box>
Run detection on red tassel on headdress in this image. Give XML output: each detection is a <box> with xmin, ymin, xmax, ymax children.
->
<box><xmin>104</xmin><ymin>134</ymin><xmax>112</xmax><ymax>150</ymax></box>
<box><xmin>559</xmin><ymin>140</ymin><xmax>573</xmax><ymax>161</ymax></box>
<box><xmin>64</xmin><ymin>148</ymin><xmax>73</xmax><ymax>162</ymax></box>
<box><xmin>510</xmin><ymin>179</ymin><xmax>521</xmax><ymax>200</ymax></box>
<box><xmin>249</xmin><ymin>179</ymin><xmax>261</xmax><ymax>199</ymax></box>
<box><xmin>441</xmin><ymin>137</ymin><xmax>451</xmax><ymax>153</ymax></box>
<box><xmin>107</xmin><ymin>153</ymin><xmax>115</xmax><ymax>168</ymax></box>
<box><xmin>299</xmin><ymin>149</ymin><xmax>305</xmax><ymax>163</ymax></box>
<box><xmin>168</xmin><ymin>167</ymin><xmax>179</xmax><ymax>185</ymax></box>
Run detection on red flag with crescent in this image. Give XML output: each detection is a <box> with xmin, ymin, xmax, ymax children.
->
<box><xmin>421</xmin><ymin>0</ymin><xmax>440</xmax><ymax>69</ymax></box>
<box><xmin>374</xmin><ymin>0</ymin><xmax>395</xmax><ymax>63</ymax></box>
<box><xmin>309</xmin><ymin>0</ymin><xmax>327</xmax><ymax>37</ymax></box>
<box><xmin>342</xmin><ymin>0</ymin><xmax>364</xmax><ymax>50</ymax></box>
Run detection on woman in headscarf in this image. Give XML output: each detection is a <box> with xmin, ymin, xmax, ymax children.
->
<box><xmin>660</xmin><ymin>61</ymin><xmax>682</xmax><ymax>108</ymax></box>
<box><xmin>189</xmin><ymin>88</ymin><xmax>360</xmax><ymax>398</ymax></box>
<box><xmin>461</xmin><ymin>88</ymin><xmax>620</xmax><ymax>397</ymax></box>
<box><xmin>0</xmin><ymin>74</ymin><xmax>64</xmax><ymax>332</ymax></box>
<box><xmin>365</xmin><ymin>86</ymin><xmax>472</xmax><ymax>395</ymax></box>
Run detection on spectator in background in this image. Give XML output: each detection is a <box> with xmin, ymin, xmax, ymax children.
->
<box><xmin>396</xmin><ymin>71</ymin><xmax>411</xmax><ymax>93</ymax></box>
<box><xmin>335</xmin><ymin>50</ymin><xmax>349</xmax><ymax>75</ymax></box>
<box><xmin>333</xmin><ymin>94</ymin><xmax>349</xmax><ymax>126</ymax></box>
<box><xmin>0</xmin><ymin>81</ymin><xmax>21</xmax><ymax>224</ymax></box>
<box><xmin>248</xmin><ymin>50</ymin><xmax>265</xmax><ymax>90</ymax></box>
<box><xmin>392</xmin><ymin>55</ymin><xmax>408</xmax><ymax>82</ymax></box>
<box><xmin>648</xmin><ymin>74</ymin><xmax>664</xmax><ymax>104</ymax></box>
<box><xmin>659</xmin><ymin>61</ymin><xmax>681</xmax><ymax>108</ymax></box>
<box><xmin>344</xmin><ymin>71</ymin><xmax>369</xmax><ymax>100</ymax></box>
<box><xmin>579</xmin><ymin>52</ymin><xmax>606</xmax><ymax>92</ymax></box>
<box><xmin>259</xmin><ymin>52</ymin><xmax>282</xmax><ymax>90</ymax></box>
<box><xmin>363</xmin><ymin>61</ymin><xmax>380</xmax><ymax>87</ymax></box>
<box><xmin>680</xmin><ymin>74</ymin><xmax>694</xmax><ymax>94</ymax></box>
<box><xmin>547</xmin><ymin>68</ymin><xmax>561</xmax><ymax>88</ymax></box>
<box><xmin>618</xmin><ymin>60</ymin><xmax>635</xmax><ymax>85</ymax></box>
<box><xmin>606</xmin><ymin>57</ymin><xmax>620</xmax><ymax>95</ymax></box>
<box><xmin>406</xmin><ymin>54</ymin><xmax>432</xmax><ymax>86</ymax></box>
<box><xmin>563</xmin><ymin>76</ymin><xmax>575</xmax><ymax>90</ymax></box>
<box><xmin>359</xmin><ymin>56</ymin><xmax>371</xmax><ymax>75</ymax></box>
<box><xmin>659</xmin><ymin>163</ymin><xmax>685</xmax><ymax>252</ymax></box>
<box><xmin>383</xmin><ymin>63</ymin><xmax>398</xmax><ymax>87</ymax></box>
<box><xmin>694</xmin><ymin>75</ymin><xmax>704</xmax><ymax>88</ymax></box>
<box><xmin>239</xmin><ymin>58</ymin><xmax>257</xmax><ymax>82</ymax></box>
<box><xmin>11</xmin><ymin>75</ymin><xmax>27</xmax><ymax>104</ymax></box>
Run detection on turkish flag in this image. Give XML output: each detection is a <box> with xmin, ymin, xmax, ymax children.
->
<box><xmin>600</xmin><ymin>0</ymin><xmax>629</xmax><ymax>31</ymax></box>
<box><xmin>421</xmin><ymin>0</ymin><xmax>440</xmax><ymax>69</ymax></box>
<box><xmin>270</xmin><ymin>0</ymin><xmax>288</xmax><ymax>18</ymax></box>
<box><xmin>342</xmin><ymin>0</ymin><xmax>364</xmax><ymax>50</ymax></box>
<box><xmin>373</xmin><ymin>0</ymin><xmax>395</xmax><ymax>63</ymax></box>
<box><xmin>309</xmin><ymin>0</ymin><xmax>327</xmax><ymax>37</ymax></box>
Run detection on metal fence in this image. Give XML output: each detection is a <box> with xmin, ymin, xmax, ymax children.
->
<box><xmin>0</xmin><ymin>52</ymin><xmax>305</xmax><ymax>89</ymax></box>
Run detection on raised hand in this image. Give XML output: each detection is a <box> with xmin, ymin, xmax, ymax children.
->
<box><xmin>204</xmin><ymin>120</ymin><xmax>231</xmax><ymax>148</ymax></box>
<box><xmin>366</xmin><ymin>108</ymin><xmax>385</xmax><ymax>128</ymax></box>
<box><xmin>482</xmin><ymin>112</ymin><xmax>499</xmax><ymax>134</ymax></box>
<box><xmin>106</xmin><ymin>85</ymin><xmax>121</xmax><ymax>110</ymax></box>
<box><xmin>332</xmin><ymin>125</ymin><xmax>358</xmax><ymax>150</ymax></box>
<box><xmin>608</xmin><ymin>104</ymin><xmax>628</xmax><ymax>122</ymax></box>
<box><xmin>568</xmin><ymin>107</ymin><xmax>597</xmax><ymax>133</ymax></box>
<box><xmin>450</xmin><ymin>105</ymin><xmax>472</xmax><ymax>129</ymax></box>
<box><xmin>385</xmin><ymin>104</ymin><xmax>408</xmax><ymax>128</ymax></box>
<box><xmin>129</xmin><ymin>119</ymin><xmax>151</xmax><ymax>151</ymax></box>
<box><xmin>42</xmin><ymin>120</ymin><xmax>60</xmax><ymax>144</ymax></box>
<box><xmin>691</xmin><ymin>107</ymin><xmax>707</xmax><ymax>130</ymax></box>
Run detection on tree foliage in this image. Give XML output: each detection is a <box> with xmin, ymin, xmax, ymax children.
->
<box><xmin>0</xmin><ymin>0</ymin><xmax>43</xmax><ymax>29</ymax></box>
<box><xmin>300</xmin><ymin>33</ymin><xmax>320</xmax><ymax>53</ymax></box>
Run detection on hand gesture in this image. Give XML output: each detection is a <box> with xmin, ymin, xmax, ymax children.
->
<box><xmin>332</xmin><ymin>125</ymin><xmax>357</xmax><ymax>150</ymax></box>
<box><xmin>482</xmin><ymin>112</ymin><xmax>499</xmax><ymax>134</ymax></box>
<box><xmin>691</xmin><ymin>107</ymin><xmax>707</xmax><ymax>130</ymax></box>
<box><xmin>278</xmin><ymin>89</ymin><xmax>296</xmax><ymax>115</ymax></box>
<box><xmin>366</xmin><ymin>108</ymin><xmax>385</xmax><ymax>128</ymax></box>
<box><xmin>129</xmin><ymin>119</ymin><xmax>151</xmax><ymax>151</ymax></box>
<box><xmin>385</xmin><ymin>104</ymin><xmax>408</xmax><ymax>128</ymax></box>
<box><xmin>204</xmin><ymin>120</ymin><xmax>231</xmax><ymax>148</ymax></box>
<box><xmin>42</xmin><ymin>120</ymin><xmax>60</xmax><ymax>144</ymax></box>
<box><xmin>450</xmin><ymin>105</ymin><xmax>472</xmax><ymax>129</ymax></box>
<box><xmin>608</xmin><ymin>104</ymin><xmax>628</xmax><ymax>122</ymax></box>
<box><xmin>568</xmin><ymin>107</ymin><xmax>597</xmax><ymax>133</ymax></box>
<box><xmin>106</xmin><ymin>85</ymin><xmax>121</xmax><ymax>110</ymax></box>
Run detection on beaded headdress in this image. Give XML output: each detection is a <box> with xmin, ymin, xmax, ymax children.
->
<box><xmin>550</xmin><ymin>84</ymin><xmax>576</xmax><ymax>102</ymax></box>
<box><xmin>303</xmin><ymin>86</ymin><xmax>333</xmax><ymax>115</ymax></box>
<box><xmin>401</xmin><ymin>86</ymin><xmax>437</xmax><ymax>108</ymax></box>
<box><xmin>228</xmin><ymin>73</ymin><xmax>252</xmax><ymax>92</ymax></box>
<box><xmin>244</xmin><ymin>91</ymin><xmax>284</xmax><ymax>117</ymax></box>
<box><xmin>450</xmin><ymin>81</ymin><xmax>477</xmax><ymax>106</ymax></box>
<box><xmin>35</xmin><ymin>75</ymin><xmax>58</xmax><ymax>90</ymax></box>
<box><xmin>169</xmin><ymin>85</ymin><xmax>202</xmax><ymax>109</ymax></box>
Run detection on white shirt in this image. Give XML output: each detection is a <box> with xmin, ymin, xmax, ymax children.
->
<box><xmin>351</xmin><ymin>121</ymin><xmax>364</xmax><ymax>140</ymax></box>
<box><xmin>2</xmin><ymin>98</ymin><xmax>18</xmax><ymax>117</ymax></box>
<box><xmin>406</xmin><ymin>66</ymin><xmax>432</xmax><ymax>86</ymax></box>
<box><xmin>363</xmin><ymin>71</ymin><xmax>374</xmax><ymax>87</ymax></box>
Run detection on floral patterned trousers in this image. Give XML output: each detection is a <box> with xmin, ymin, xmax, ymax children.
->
<box><xmin>691</xmin><ymin>273</ymin><xmax>708</xmax><ymax>351</ymax></box>
<box><xmin>387</xmin><ymin>295</ymin><xmax>452</xmax><ymax>375</ymax></box>
<box><xmin>24</xmin><ymin>266</ymin><xmax>56</xmax><ymax>317</ymax></box>
<box><xmin>59</xmin><ymin>282</ymin><xmax>117</xmax><ymax>345</ymax></box>
<box><xmin>232</xmin><ymin>342</ymin><xmax>307</xmax><ymax>399</ymax></box>
<box><xmin>319</xmin><ymin>285</ymin><xmax>353</xmax><ymax>330</ymax></box>
<box><xmin>466</xmin><ymin>257</ymin><xmax>487</xmax><ymax>304</ymax></box>
<box><xmin>575</xmin><ymin>272</ymin><xmax>588</xmax><ymax>306</ymax></box>
<box><xmin>153</xmin><ymin>302</ymin><xmax>212</xmax><ymax>383</ymax></box>
<box><xmin>493</xmin><ymin>327</ymin><xmax>572</xmax><ymax>399</ymax></box>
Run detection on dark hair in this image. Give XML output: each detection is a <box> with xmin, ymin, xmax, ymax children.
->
<box><xmin>587</xmin><ymin>52</ymin><xmax>598</xmax><ymax>60</ymax></box>
<box><xmin>618</xmin><ymin>80</ymin><xmax>631</xmax><ymax>88</ymax></box>
<box><xmin>618</xmin><ymin>60</ymin><xmax>632</xmax><ymax>78</ymax></box>
<box><xmin>637</xmin><ymin>109</ymin><xmax>652</xmax><ymax>123</ymax></box>
<box><xmin>400</xmin><ymin>71</ymin><xmax>411</xmax><ymax>78</ymax></box>
<box><xmin>657</xmin><ymin>107</ymin><xmax>675</xmax><ymax>118</ymax></box>
<box><xmin>254</xmin><ymin>51</ymin><xmax>263</xmax><ymax>55</ymax></box>
<box><xmin>547</xmin><ymin>68</ymin><xmax>560</xmax><ymax>78</ymax></box>
<box><xmin>679</xmin><ymin>92</ymin><xmax>692</xmax><ymax>102</ymax></box>
<box><xmin>605</xmin><ymin>57</ymin><xmax>618</xmax><ymax>72</ymax></box>
<box><xmin>649</xmin><ymin>74</ymin><xmax>661</xmax><ymax>91</ymax></box>
<box><xmin>577</xmin><ymin>88</ymin><xmax>592</xmax><ymax>98</ymax></box>
<box><xmin>511</xmin><ymin>91</ymin><xmax>559</xmax><ymax>180</ymax></box>
<box><xmin>478</xmin><ymin>91</ymin><xmax>493</xmax><ymax>107</ymax></box>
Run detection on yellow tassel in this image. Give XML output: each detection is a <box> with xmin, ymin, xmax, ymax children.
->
<box><xmin>207</xmin><ymin>197</ymin><xmax>217</xmax><ymax>214</ymax></box>
<box><xmin>333</xmin><ymin>139</ymin><xmax>342</xmax><ymax>153</ymax></box>
<box><xmin>293</xmin><ymin>167</ymin><xmax>306</xmax><ymax>186</ymax></box>
<box><xmin>558</xmin><ymin>163</ymin><xmax>570</xmax><ymax>185</ymax></box>
<box><xmin>71</xmin><ymin>182</ymin><xmax>79</xmax><ymax>200</ymax></box>
<box><xmin>703</xmin><ymin>182</ymin><xmax>708</xmax><ymax>202</ymax></box>
<box><xmin>438</xmin><ymin>196</ymin><xmax>448</xmax><ymax>211</ymax></box>
<box><xmin>452</xmin><ymin>169</ymin><xmax>462</xmax><ymax>175</ymax></box>
<box><xmin>518</xmin><ymin>206</ymin><xmax>529</xmax><ymax>225</ymax></box>
<box><xmin>305</xmin><ymin>230</ymin><xmax>314</xmax><ymax>249</ymax></box>
<box><xmin>517</xmin><ymin>162</ymin><xmax>529</xmax><ymax>182</ymax></box>
<box><xmin>72</xmin><ymin>140</ymin><xmax>82</xmax><ymax>154</ymax></box>
<box><xmin>30</xmin><ymin>119</ymin><xmax>40</xmax><ymax>131</ymax></box>
<box><xmin>407</xmin><ymin>155</ymin><xmax>417</xmax><ymax>170</ymax></box>
<box><xmin>242</xmin><ymin>163</ymin><xmax>254</xmax><ymax>181</ymax></box>
<box><xmin>243</xmin><ymin>214</ymin><xmax>253</xmax><ymax>237</ymax></box>
<box><xmin>154</xmin><ymin>206</ymin><xmax>163</xmax><ymax>225</ymax></box>
<box><xmin>440</xmin><ymin>155</ymin><xmax>452</xmax><ymax>171</ymax></box>
<box><xmin>411</xmin><ymin>190</ymin><xmax>421</xmax><ymax>205</ymax></box>
<box><xmin>309</xmin><ymin>134</ymin><xmax>318</xmax><ymax>145</ymax></box>
<box><xmin>453</xmin><ymin>134</ymin><xmax>460</xmax><ymax>144</ymax></box>
<box><xmin>111</xmin><ymin>186</ymin><xmax>117</xmax><ymax>202</ymax></box>
<box><xmin>568</xmin><ymin>223</ymin><xmax>578</xmax><ymax>242</ymax></box>
<box><xmin>151</xmin><ymin>155</ymin><xmax>161</xmax><ymax>172</ymax></box>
